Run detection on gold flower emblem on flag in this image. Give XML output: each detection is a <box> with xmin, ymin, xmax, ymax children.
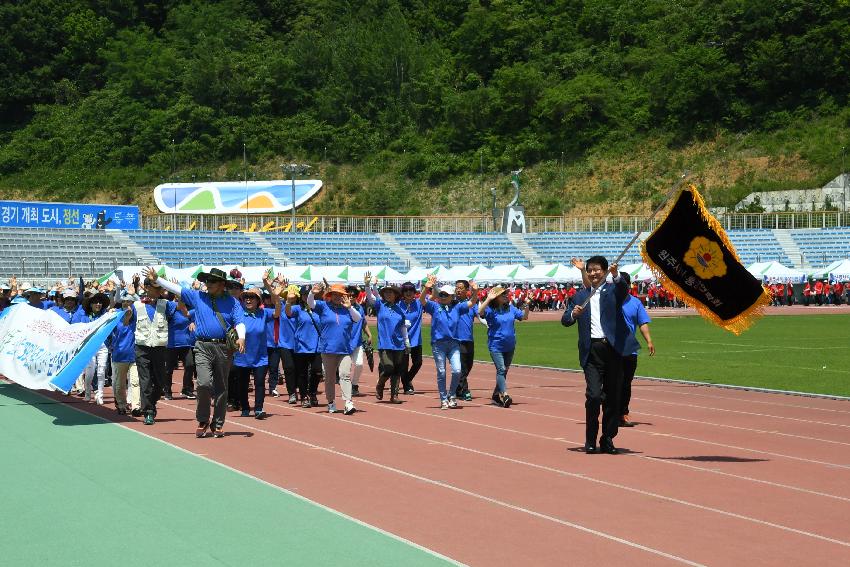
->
<box><xmin>684</xmin><ymin>236</ymin><xmax>727</xmax><ymax>279</ymax></box>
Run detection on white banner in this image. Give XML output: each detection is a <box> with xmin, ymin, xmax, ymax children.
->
<box><xmin>0</xmin><ymin>305</ymin><xmax>121</xmax><ymax>393</ymax></box>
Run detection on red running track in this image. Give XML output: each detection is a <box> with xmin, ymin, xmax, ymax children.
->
<box><xmin>36</xmin><ymin>360</ymin><xmax>850</xmax><ymax>566</ymax></box>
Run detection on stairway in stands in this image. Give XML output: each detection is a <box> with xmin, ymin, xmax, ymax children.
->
<box><xmin>506</xmin><ymin>233</ymin><xmax>545</xmax><ymax>266</ymax></box>
<box><xmin>771</xmin><ymin>229</ymin><xmax>808</xmax><ymax>270</ymax></box>
<box><xmin>245</xmin><ymin>232</ymin><xmax>291</xmax><ymax>265</ymax></box>
<box><xmin>110</xmin><ymin>231</ymin><xmax>158</xmax><ymax>265</ymax></box>
<box><xmin>377</xmin><ymin>233</ymin><xmax>420</xmax><ymax>269</ymax></box>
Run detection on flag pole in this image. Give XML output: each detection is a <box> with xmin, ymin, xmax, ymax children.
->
<box><xmin>579</xmin><ymin>171</ymin><xmax>690</xmax><ymax>308</ymax></box>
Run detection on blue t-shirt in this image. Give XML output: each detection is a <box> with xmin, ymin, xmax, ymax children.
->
<box><xmin>621</xmin><ymin>295</ymin><xmax>651</xmax><ymax>356</ymax></box>
<box><xmin>288</xmin><ymin>305</ymin><xmax>320</xmax><ymax>353</ymax></box>
<box><xmin>313</xmin><ymin>300</ymin><xmax>356</xmax><ymax>355</ymax></box>
<box><xmin>400</xmin><ymin>300</ymin><xmax>423</xmax><ymax>347</ymax></box>
<box><xmin>179</xmin><ymin>289</ymin><xmax>244</xmax><ymax>340</ymax></box>
<box><xmin>168</xmin><ymin>308</ymin><xmax>195</xmax><ymax>348</ymax></box>
<box><xmin>452</xmin><ymin>300</ymin><xmax>476</xmax><ymax>342</ymax></box>
<box><xmin>264</xmin><ymin>306</ymin><xmax>279</xmax><ymax>348</ymax></box>
<box><xmin>278</xmin><ymin>313</ymin><xmax>295</xmax><ymax>349</ymax></box>
<box><xmin>483</xmin><ymin>305</ymin><xmax>524</xmax><ymax>352</ymax></box>
<box><xmin>348</xmin><ymin>303</ymin><xmax>366</xmax><ymax>352</ymax></box>
<box><xmin>424</xmin><ymin>299</ymin><xmax>458</xmax><ymax>343</ymax></box>
<box><xmin>111</xmin><ymin>315</ymin><xmax>136</xmax><ymax>363</ymax></box>
<box><xmin>234</xmin><ymin>309</ymin><xmax>269</xmax><ymax>367</ymax></box>
<box><xmin>373</xmin><ymin>298</ymin><xmax>407</xmax><ymax>351</ymax></box>
<box><xmin>71</xmin><ymin>309</ymin><xmax>108</xmax><ymax>325</ymax></box>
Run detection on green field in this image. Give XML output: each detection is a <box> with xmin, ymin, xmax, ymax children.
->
<box><xmin>415</xmin><ymin>314</ymin><xmax>850</xmax><ymax>397</ymax></box>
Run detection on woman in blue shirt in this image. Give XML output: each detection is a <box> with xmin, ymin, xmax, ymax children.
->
<box><xmin>399</xmin><ymin>282</ymin><xmax>423</xmax><ymax>395</ymax></box>
<box><xmin>165</xmin><ymin>299</ymin><xmax>197</xmax><ymax>400</ymax></box>
<box><xmin>72</xmin><ymin>292</ymin><xmax>111</xmax><ymax>405</ymax></box>
<box><xmin>420</xmin><ymin>275</ymin><xmax>477</xmax><ymax>409</ymax></box>
<box><xmin>478</xmin><ymin>285</ymin><xmax>529</xmax><ymax>408</ymax></box>
<box><xmin>285</xmin><ymin>284</ymin><xmax>323</xmax><ymax>408</ymax></box>
<box><xmin>364</xmin><ymin>272</ymin><xmax>409</xmax><ymax>404</ymax></box>
<box><xmin>234</xmin><ymin>280</ymin><xmax>281</xmax><ymax>419</ymax></box>
<box><xmin>111</xmin><ymin>291</ymin><xmax>139</xmax><ymax>415</ymax></box>
<box><xmin>347</xmin><ymin>285</ymin><xmax>371</xmax><ymax>397</ymax></box>
<box><xmin>307</xmin><ymin>283</ymin><xmax>362</xmax><ymax>415</ymax></box>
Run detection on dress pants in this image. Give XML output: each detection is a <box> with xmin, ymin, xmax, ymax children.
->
<box><xmin>583</xmin><ymin>340</ymin><xmax>623</xmax><ymax>444</ymax></box>
<box><xmin>166</xmin><ymin>346</ymin><xmax>196</xmax><ymax>395</ymax></box>
<box><xmin>456</xmin><ymin>340</ymin><xmax>474</xmax><ymax>396</ymax></box>
<box><xmin>620</xmin><ymin>354</ymin><xmax>638</xmax><ymax>417</ymax></box>
<box><xmin>321</xmin><ymin>353</ymin><xmax>353</xmax><ymax>404</ymax></box>
<box><xmin>111</xmin><ymin>361</ymin><xmax>137</xmax><ymax>412</ymax></box>
<box><xmin>378</xmin><ymin>349</ymin><xmax>406</xmax><ymax>396</ymax></box>
<box><xmin>194</xmin><ymin>341</ymin><xmax>233</xmax><ymax>429</ymax></box>
<box><xmin>135</xmin><ymin>345</ymin><xmax>167</xmax><ymax>415</ymax></box>
<box><xmin>402</xmin><ymin>345</ymin><xmax>422</xmax><ymax>390</ymax></box>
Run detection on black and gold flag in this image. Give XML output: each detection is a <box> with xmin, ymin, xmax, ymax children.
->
<box><xmin>641</xmin><ymin>184</ymin><xmax>771</xmax><ymax>334</ymax></box>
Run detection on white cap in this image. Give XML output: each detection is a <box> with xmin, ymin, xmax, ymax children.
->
<box><xmin>437</xmin><ymin>284</ymin><xmax>455</xmax><ymax>296</ymax></box>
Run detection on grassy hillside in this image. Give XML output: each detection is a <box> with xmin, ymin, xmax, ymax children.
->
<box><xmin>1</xmin><ymin>1</ymin><xmax>848</xmax><ymax>217</ymax></box>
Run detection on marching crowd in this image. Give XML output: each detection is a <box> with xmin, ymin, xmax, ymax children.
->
<box><xmin>1</xmin><ymin>258</ymin><xmax>658</xmax><ymax>453</ymax></box>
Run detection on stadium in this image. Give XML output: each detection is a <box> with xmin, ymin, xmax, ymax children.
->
<box><xmin>2</xmin><ymin>2</ymin><xmax>850</xmax><ymax>566</ymax></box>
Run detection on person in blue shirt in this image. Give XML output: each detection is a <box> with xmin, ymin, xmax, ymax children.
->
<box><xmin>420</xmin><ymin>275</ymin><xmax>478</xmax><ymax>409</ymax></box>
<box><xmin>72</xmin><ymin>292</ymin><xmax>111</xmax><ymax>405</ymax></box>
<box><xmin>24</xmin><ymin>287</ymin><xmax>52</xmax><ymax>309</ymax></box>
<box><xmin>165</xmin><ymin>295</ymin><xmax>197</xmax><ymax>400</ymax></box>
<box><xmin>50</xmin><ymin>289</ymin><xmax>80</xmax><ymax>324</ymax></box>
<box><xmin>146</xmin><ymin>266</ymin><xmax>246</xmax><ymax>438</ymax></box>
<box><xmin>453</xmin><ymin>279</ymin><xmax>479</xmax><ymax>401</ymax></box>
<box><xmin>234</xmin><ymin>279</ymin><xmax>281</xmax><ymax>419</ymax></box>
<box><xmin>272</xmin><ymin>285</ymin><xmax>299</xmax><ymax>404</ymax></box>
<box><xmin>347</xmin><ymin>285</ymin><xmax>372</xmax><ymax>397</ymax></box>
<box><xmin>617</xmin><ymin>272</ymin><xmax>655</xmax><ymax>428</ymax></box>
<box><xmin>364</xmin><ymin>272</ymin><xmax>409</xmax><ymax>404</ymax></box>
<box><xmin>399</xmin><ymin>282</ymin><xmax>423</xmax><ymax>395</ymax></box>
<box><xmin>111</xmin><ymin>291</ymin><xmax>139</xmax><ymax>415</ymax></box>
<box><xmin>306</xmin><ymin>283</ymin><xmax>362</xmax><ymax>415</ymax></box>
<box><xmin>285</xmin><ymin>284</ymin><xmax>324</xmax><ymax>408</ymax></box>
<box><xmin>478</xmin><ymin>285</ymin><xmax>529</xmax><ymax>408</ymax></box>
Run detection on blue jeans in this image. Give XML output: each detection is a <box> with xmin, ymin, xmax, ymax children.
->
<box><xmin>489</xmin><ymin>350</ymin><xmax>515</xmax><ymax>394</ymax></box>
<box><xmin>432</xmin><ymin>338</ymin><xmax>462</xmax><ymax>400</ymax></box>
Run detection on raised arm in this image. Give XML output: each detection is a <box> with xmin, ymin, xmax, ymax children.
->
<box><xmin>341</xmin><ymin>293</ymin><xmax>361</xmax><ymax>322</ymax></box>
<box><xmin>421</xmin><ymin>275</ymin><xmax>436</xmax><ymax>306</ymax></box>
<box><xmin>144</xmin><ymin>266</ymin><xmax>183</xmax><ymax>297</ymax></box>
<box><xmin>363</xmin><ymin>271</ymin><xmax>376</xmax><ymax>305</ymax></box>
<box><xmin>571</xmin><ymin>257</ymin><xmax>591</xmax><ymax>289</ymax></box>
<box><xmin>467</xmin><ymin>281</ymin><xmax>479</xmax><ymax>309</ymax></box>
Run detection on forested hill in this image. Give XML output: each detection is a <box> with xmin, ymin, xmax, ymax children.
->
<box><xmin>1</xmin><ymin>0</ymin><xmax>849</xmax><ymax>216</ymax></box>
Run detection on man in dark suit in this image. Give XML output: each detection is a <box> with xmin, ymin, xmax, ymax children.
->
<box><xmin>562</xmin><ymin>256</ymin><xmax>639</xmax><ymax>454</ymax></box>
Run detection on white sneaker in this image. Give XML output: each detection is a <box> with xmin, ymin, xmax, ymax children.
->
<box><xmin>440</xmin><ymin>399</ymin><xmax>449</xmax><ymax>410</ymax></box>
<box><xmin>95</xmin><ymin>393</ymin><xmax>104</xmax><ymax>406</ymax></box>
<box><xmin>344</xmin><ymin>401</ymin><xmax>356</xmax><ymax>415</ymax></box>
<box><xmin>448</xmin><ymin>396</ymin><xmax>458</xmax><ymax>409</ymax></box>
<box><xmin>328</xmin><ymin>401</ymin><xmax>337</xmax><ymax>414</ymax></box>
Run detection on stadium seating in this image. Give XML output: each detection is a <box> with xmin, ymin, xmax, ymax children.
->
<box><xmin>0</xmin><ymin>227</ymin><xmax>139</xmax><ymax>279</ymax></box>
<box><xmin>263</xmin><ymin>233</ymin><xmax>406</xmax><ymax>269</ymax></box>
<box><xmin>790</xmin><ymin>227</ymin><xmax>850</xmax><ymax>266</ymax></box>
<box><xmin>126</xmin><ymin>230</ymin><xmax>274</xmax><ymax>266</ymax></box>
<box><xmin>0</xmin><ymin>225</ymin><xmax>845</xmax><ymax>279</ymax></box>
<box><xmin>392</xmin><ymin>232</ymin><xmax>526</xmax><ymax>266</ymax></box>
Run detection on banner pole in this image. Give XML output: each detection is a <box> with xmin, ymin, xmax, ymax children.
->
<box><xmin>579</xmin><ymin>171</ymin><xmax>690</xmax><ymax>308</ymax></box>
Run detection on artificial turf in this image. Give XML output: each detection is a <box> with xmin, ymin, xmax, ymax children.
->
<box><xmin>417</xmin><ymin>314</ymin><xmax>850</xmax><ymax>397</ymax></box>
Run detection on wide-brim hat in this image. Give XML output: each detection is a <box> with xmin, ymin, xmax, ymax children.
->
<box><xmin>401</xmin><ymin>281</ymin><xmax>417</xmax><ymax>292</ymax></box>
<box><xmin>379</xmin><ymin>284</ymin><xmax>401</xmax><ymax>299</ymax></box>
<box><xmin>85</xmin><ymin>292</ymin><xmax>110</xmax><ymax>310</ymax></box>
<box><xmin>490</xmin><ymin>285</ymin><xmax>508</xmax><ymax>297</ymax></box>
<box><xmin>325</xmin><ymin>283</ymin><xmax>349</xmax><ymax>297</ymax></box>
<box><xmin>197</xmin><ymin>268</ymin><xmax>227</xmax><ymax>283</ymax></box>
<box><xmin>242</xmin><ymin>286</ymin><xmax>263</xmax><ymax>299</ymax></box>
<box><xmin>23</xmin><ymin>287</ymin><xmax>45</xmax><ymax>297</ymax></box>
<box><xmin>61</xmin><ymin>289</ymin><xmax>78</xmax><ymax>300</ymax></box>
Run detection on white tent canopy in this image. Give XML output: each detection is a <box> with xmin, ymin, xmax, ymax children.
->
<box><xmin>439</xmin><ymin>264</ymin><xmax>503</xmax><ymax>284</ymax></box>
<box><xmin>490</xmin><ymin>264</ymin><xmax>535</xmax><ymax>282</ymax></box>
<box><xmin>524</xmin><ymin>263</ymin><xmax>583</xmax><ymax>283</ymax></box>
<box><xmin>620</xmin><ymin>262</ymin><xmax>656</xmax><ymax>282</ymax></box>
<box><xmin>747</xmin><ymin>261</ymin><xmax>806</xmax><ymax>283</ymax></box>
<box><xmin>809</xmin><ymin>259</ymin><xmax>850</xmax><ymax>281</ymax></box>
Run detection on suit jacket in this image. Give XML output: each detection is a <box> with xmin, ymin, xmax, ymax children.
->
<box><xmin>561</xmin><ymin>277</ymin><xmax>640</xmax><ymax>368</ymax></box>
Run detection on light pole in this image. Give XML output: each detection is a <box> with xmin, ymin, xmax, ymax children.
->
<box><xmin>281</xmin><ymin>163</ymin><xmax>311</xmax><ymax>232</ymax></box>
<box><xmin>842</xmin><ymin>146</ymin><xmax>846</xmax><ymax>217</ymax></box>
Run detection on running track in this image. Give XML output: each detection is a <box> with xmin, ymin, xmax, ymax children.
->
<box><xmin>28</xmin><ymin>357</ymin><xmax>850</xmax><ymax>566</ymax></box>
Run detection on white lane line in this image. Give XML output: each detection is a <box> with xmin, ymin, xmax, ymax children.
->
<box><xmin>157</xmin><ymin>402</ymin><xmax>705</xmax><ymax>566</ymax></box>
<box><xmin>4</xmin><ymin>383</ymin><xmax>464</xmax><ymax>567</ymax></box>
<box><xmin>505</xmin><ymin>385</ymin><xmax>850</xmax><ymax>447</ymax></box>
<box><xmin>491</xmin><ymin>361</ymin><xmax>850</xmax><ymax>402</ymax></box>
<box><xmin>259</xmin><ymin>398</ymin><xmax>850</xmax><ymax>548</ymax></box>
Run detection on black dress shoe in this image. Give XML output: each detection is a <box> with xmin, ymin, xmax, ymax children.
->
<box><xmin>583</xmin><ymin>443</ymin><xmax>598</xmax><ymax>454</ymax></box>
<box><xmin>599</xmin><ymin>438</ymin><xmax>619</xmax><ymax>455</ymax></box>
